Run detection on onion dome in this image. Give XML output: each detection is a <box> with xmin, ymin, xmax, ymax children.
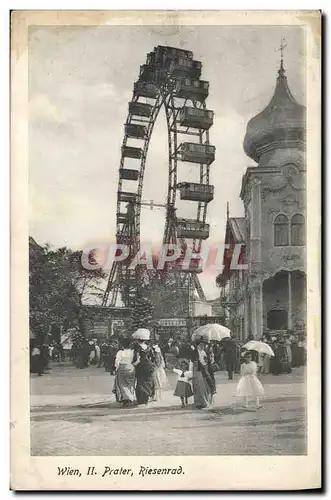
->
<box><xmin>243</xmin><ymin>59</ymin><xmax>306</xmax><ymax>163</ymax></box>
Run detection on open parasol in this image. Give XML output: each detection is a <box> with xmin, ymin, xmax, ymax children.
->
<box><xmin>242</xmin><ymin>340</ymin><xmax>275</xmax><ymax>357</ymax></box>
<box><xmin>132</xmin><ymin>328</ymin><xmax>151</xmax><ymax>341</ymax></box>
<box><xmin>191</xmin><ymin>323</ymin><xmax>231</xmax><ymax>343</ymax></box>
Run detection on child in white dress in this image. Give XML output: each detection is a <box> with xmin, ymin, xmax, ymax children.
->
<box><xmin>236</xmin><ymin>352</ymin><xmax>264</xmax><ymax>409</ymax></box>
<box><xmin>173</xmin><ymin>361</ymin><xmax>193</xmax><ymax>407</ymax></box>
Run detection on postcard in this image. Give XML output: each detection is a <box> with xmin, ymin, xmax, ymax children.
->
<box><xmin>10</xmin><ymin>10</ymin><xmax>321</xmax><ymax>490</ymax></box>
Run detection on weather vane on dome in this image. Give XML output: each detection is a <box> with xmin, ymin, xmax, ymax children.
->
<box><xmin>277</xmin><ymin>37</ymin><xmax>287</xmax><ymax>75</ymax></box>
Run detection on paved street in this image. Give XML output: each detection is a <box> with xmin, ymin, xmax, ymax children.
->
<box><xmin>30</xmin><ymin>363</ymin><xmax>306</xmax><ymax>456</ymax></box>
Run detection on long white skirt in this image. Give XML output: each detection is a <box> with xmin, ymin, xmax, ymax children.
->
<box><xmin>153</xmin><ymin>366</ymin><xmax>169</xmax><ymax>390</ymax></box>
<box><xmin>236</xmin><ymin>374</ymin><xmax>264</xmax><ymax>398</ymax></box>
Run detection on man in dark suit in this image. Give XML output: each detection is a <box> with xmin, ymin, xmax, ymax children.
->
<box><xmin>223</xmin><ymin>337</ymin><xmax>238</xmax><ymax>380</ymax></box>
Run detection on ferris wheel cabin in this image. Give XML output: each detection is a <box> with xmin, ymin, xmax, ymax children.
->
<box><xmin>179</xmin><ymin>106</ymin><xmax>214</xmax><ymax>130</ymax></box>
<box><xmin>122</xmin><ymin>146</ymin><xmax>143</xmax><ymax>159</ymax></box>
<box><xmin>136</xmin><ymin>46</ymin><xmax>203</xmax><ymax>88</ymax></box>
<box><xmin>133</xmin><ymin>81</ymin><xmax>159</xmax><ymax>98</ymax></box>
<box><xmin>125</xmin><ymin>124</ymin><xmax>146</xmax><ymax>139</ymax></box>
<box><xmin>178</xmin><ymin>182</ymin><xmax>214</xmax><ymax>202</ymax></box>
<box><xmin>154</xmin><ymin>45</ymin><xmax>194</xmax><ymax>61</ymax></box>
<box><xmin>118</xmin><ymin>191</ymin><xmax>138</xmax><ymax>203</ymax></box>
<box><xmin>174</xmin><ymin>79</ymin><xmax>209</xmax><ymax>101</ymax></box>
<box><xmin>179</xmin><ymin>142</ymin><xmax>215</xmax><ymax>165</ymax></box>
<box><xmin>170</xmin><ymin>59</ymin><xmax>201</xmax><ymax>79</ymax></box>
<box><xmin>139</xmin><ymin>65</ymin><xmax>167</xmax><ymax>84</ymax></box>
<box><xmin>176</xmin><ymin>218</ymin><xmax>210</xmax><ymax>240</ymax></box>
<box><xmin>119</xmin><ymin>168</ymin><xmax>139</xmax><ymax>181</ymax></box>
<box><xmin>129</xmin><ymin>102</ymin><xmax>153</xmax><ymax>118</ymax></box>
<box><xmin>148</xmin><ymin>46</ymin><xmax>202</xmax><ymax>79</ymax></box>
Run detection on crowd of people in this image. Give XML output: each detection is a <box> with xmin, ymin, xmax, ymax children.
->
<box><xmin>108</xmin><ymin>332</ymin><xmax>306</xmax><ymax>409</ymax></box>
<box><xmin>109</xmin><ymin>336</ymin><xmax>218</xmax><ymax>409</ymax></box>
<box><xmin>255</xmin><ymin>333</ymin><xmax>307</xmax><ymax>375</ymax></box>
<box><xmin>30</xmin><ymin>339</ymin><xmax>64</xmax><ymax>376</ymax></box>
<box><xmin>30</xmin><ymin>328</ymin><xmax>306</xmax><ymax>409</ymax></box>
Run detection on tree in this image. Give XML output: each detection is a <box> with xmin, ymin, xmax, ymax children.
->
<box><xmin>130</xmin><ymin>287</ymin><xmax>153</xmax><ymax>332</ymax></box>
<box><xmin>29</xmin><ymin>242</ymin><xmax>69</xmax><ymax>341</ymax></box>
<box><xmin>150</xmin><ymin>272</ymin><xmax>190</xmax><ymax>319</ymax></box>
<box><xmin>29</xmin><ymin>241</ymin><xmax>106</xmax><ymax>341</ymax></box>
<box><xmin>64</xmin><ymin>249</ymin><xmax>106</xmax><ymax>306</ymax></box>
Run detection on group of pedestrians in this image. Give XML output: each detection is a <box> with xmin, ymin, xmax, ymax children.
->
<box><xmin>111</xmin><ymin>334</ymin><xmax>270</xmax><ymax>411</ymax></box>
<box><xmin>100</xmin><ymin>341</ymin><xmax>119</xmax><ymax>374</ymax></box>
<box><xmin>111</xmin><ymin>336</ymin><xmax>219</xmax><ymax>410</ymax></box>
<box><xmin>69</xmin><ymin>338</ymin><xmax>118</xmax><ymax>372</ymax></box>
<box><xmin>255</xmin><ymin>333</ymin><xmax>306</xmax><ymax>375</ymax></box>
<box><xmin>71</xmin><ymin>338</ymin><xmax>92</xmax><ymax>369</ymax></box>
<box><xmin>112</xmin><ymin>337</ymin><xmax>168</xmax><ymax>407</ymax></box>
<box><xmin>162</xmin><ymin>337</ymin><xmax>241</xmax><ymax>381</ymax></box>
<box><xmin>30</xmin><ymin>340</ymin><xmax>63</xmax><ymax>376</ymax></box>
<box><xmin>31</xmin><ymin>327</ymin><xmax>306</xmax><ymax>413</ymax></box>
<box><xmin>30</xmin><ymin>341</ymin><xmax>50</xmax><ymax>376</ymax></box>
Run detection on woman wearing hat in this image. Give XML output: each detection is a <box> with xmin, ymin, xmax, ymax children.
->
<box><xmin>191</xmin><ymin>341</ymin><xmax>215</xmax><ymax>409</ymax></box>
<box><xmin>113</xmin><ymin>337</ymin><xmax>135</xmax><ymax>407</ymax></box>
<box><xmin>133</xmin><ymin>339</ymin><xmax>156</xmax><ymax>405</ymax></box>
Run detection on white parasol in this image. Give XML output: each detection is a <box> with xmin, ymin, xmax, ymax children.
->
<box><xmin>242</xmin><ymin>340</ymin><xmax>275</xmax><ymax>357</ymax></box>
<box><xmin>132</xmin><ymin>328</ymin><xmax>151</xmax><ymax>341</ymax></box>
<box><xmin>191</xmin><ymin>323</ymin><xmax>231</xmax><ymax>343</ymax></box>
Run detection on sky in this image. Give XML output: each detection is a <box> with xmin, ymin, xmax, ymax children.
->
<box><xmin>28</xmin><ymin>24</ymin><xmax>305</xmax><ymax>299</ymax></box>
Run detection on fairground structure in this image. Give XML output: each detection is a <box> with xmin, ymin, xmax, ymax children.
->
<box><xmin>98</xmin><ymin>45</ymin><xmax>224</xmax><ymax>338</ymax></box>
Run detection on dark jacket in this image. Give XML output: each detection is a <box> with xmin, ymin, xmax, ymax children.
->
<box><xmin>223</xmin><ymin>339</ymin><xmax>237</xmax><ymax>361</ymax></box>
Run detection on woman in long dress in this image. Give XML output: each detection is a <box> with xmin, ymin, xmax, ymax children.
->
<box><xmin>133</xmin><ymin>341</ymin><xmax>155</xmax><ymax>405</ymax></box>
<box><xmin>30</xmin><ymin>342</ymin><xmax>43</xmax><ymax>376</ymax></box>
<box><xmin>113</xmin><ymin>337</ymin><xmax>135</xmax><ymax>406</ymax></box>
<box><xmin>259</xmin><ymin>336</ymin><xmax>271</xmax><ymax>374</ymax></box>
<box><xmin>297</xmin><ymin>335</ymin><xmax>307</xmax><ymax>366</ymax></box>
<box><xmin>191</xmin><ymin>342</ymin><xmax>214</xmax><ymax>409</ymax></box>
<box><xmin>276</xmin><ymin>340</ymin><xmax>292</xmax><ymax>374</ymax></box>
<box><xmin>284</xmin><ymin>337</ymin><xmax>292</xmax><ymax>366</ymax></box>
<box><xmin>152</xmin><ymin>344</ymin><xmax>168</xmax><ymax>401</ymax></box>
<box><xmin>206</xmin><ymin>343</ymin><xmax>217</xmax><ymax>392</ymax></box>
<box><xmin>260</xmin><ymin>353</ymin><xmax>271</xmax><ymax>374</ymax></box>
<box><xmin>270</xmin><ymin>339</ymin><xmax>289</xmax><ymax>374</ymax></box>
<box><xmin>89</xmin><ymin>343</ymin><xmax>96</xmax><ymax>365</ymax></box>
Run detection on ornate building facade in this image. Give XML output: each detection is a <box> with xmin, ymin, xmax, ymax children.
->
<box><xmin>217</xmin><ymin>58</ymin><xmax>306</xmax><ymax>340</ymax></box>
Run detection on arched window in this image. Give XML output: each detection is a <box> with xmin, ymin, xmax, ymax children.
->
<box><xmin>274</xmin><ymin>214</ymin><xmax>289</xmax><ymax>246</ymax></box>
<box><xmin>291</xmin><ymin>214</ymin><xmax>305</xmax><ymax>246</ymax></box>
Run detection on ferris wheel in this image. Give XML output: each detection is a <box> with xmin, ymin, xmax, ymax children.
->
<box><xmin>102</xmin><ymin>45</ymin><xmax>215</xmax><ymax>314</ymax></box>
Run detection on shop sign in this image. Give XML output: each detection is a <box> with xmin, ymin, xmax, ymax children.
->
<box><xmin>157</xmin><ymin>318</ymin><xmax>187</xmax><ymax>327</ymax></box>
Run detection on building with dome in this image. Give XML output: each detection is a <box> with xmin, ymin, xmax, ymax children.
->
<box><xmin>217</xmin><ymin>56</ymin><xmax>306</xmax><ymax>341</ymax></box>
